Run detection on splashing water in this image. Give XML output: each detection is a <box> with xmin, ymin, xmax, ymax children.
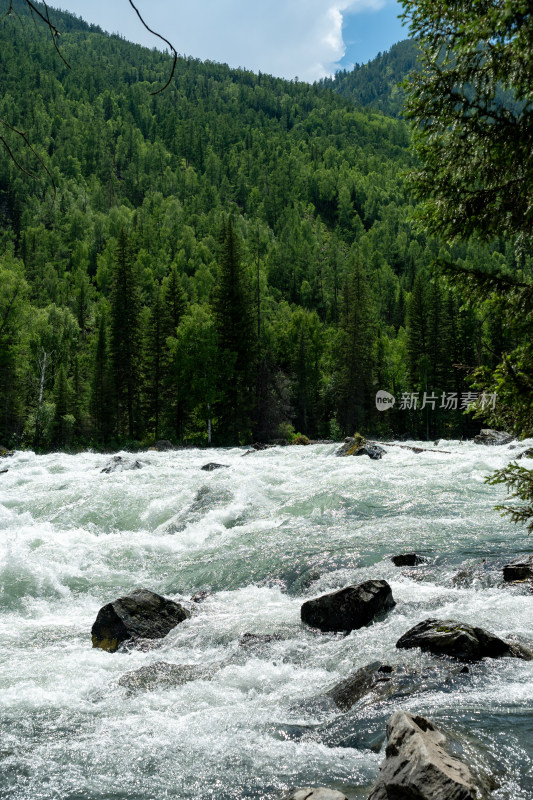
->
<box><xmin>0</xmin><ymin>441</ymin><xmax>532</xmax><ymax>799</ymax></box>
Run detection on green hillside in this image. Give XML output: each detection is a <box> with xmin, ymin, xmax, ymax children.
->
<box><xmin>0</xmin><ymin>2</ymin><xmax>509</xmax><ymax>449</ymax></box>
<box><xmin>322</xmin><ymin>39</ymin><xmax>420</xmax><ymax>117</ymax></box>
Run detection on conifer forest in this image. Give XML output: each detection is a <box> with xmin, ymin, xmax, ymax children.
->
<box><xmin>0</xmin><ymin>1</ymin><xmax>530</xmax><ymax>450</ymax></box>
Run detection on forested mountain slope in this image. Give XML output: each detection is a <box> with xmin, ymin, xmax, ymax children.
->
<box><xmin>322</xmin><ymin>39</ymin><xmax>420</xmax><ymax>117</ymax></box>
<box><xmin>0</xmin><ymin>1</ymin><xmax>513</xmax><ymax>448</ymax></box>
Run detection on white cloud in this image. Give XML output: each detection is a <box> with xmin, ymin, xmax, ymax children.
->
<box><xmin>57</xmin><ymin>0</ymin><xmax>385</xmax><ymax>81</ymax></box>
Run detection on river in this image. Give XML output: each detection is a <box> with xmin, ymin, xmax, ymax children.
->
<box><xmin>0</xmin><ymin>441</ymin><xmax>532</xmax><ymax>799</ymax></box>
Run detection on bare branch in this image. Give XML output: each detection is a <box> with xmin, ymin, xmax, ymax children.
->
<box><xmin>127</xmin><ymin>0</ymin><xmax>178</xmax><ymax>94</ymax></box>
<box><xmin>0</xmin><ymin>116</ymin><xmax>56</xmax><ymax>203</ymax></box>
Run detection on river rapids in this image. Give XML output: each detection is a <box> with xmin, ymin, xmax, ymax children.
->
<box><xmin>0</xmin><ymin>441</ymin><xmax>532</xmax><ymax>799</ymax></box>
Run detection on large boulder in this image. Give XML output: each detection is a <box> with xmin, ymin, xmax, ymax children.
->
<box><xmin>473</xmin><ymin>429</ymin><xmax>513</xmax><ymax>445</ymax></box>
<box><xmin>201</xmin><ymin>462</ymin><xmax>229</xmax><ymax>471</ymax></box>
<box><xmin>503</xmin><ymin>555</ymin><xmax>533</xmax><ymax>582</ymax></box>
<box><xmin>301</xmin><ymin>580</ymin><xmax>395</xmax><ymax>633</ymax></box>
<box><xmin>367</xmin><ymin>711</ymin><xmax>493</xmax><ymax>800</ymax></box>
<box><xmin>396</xmin><ymin>618</ymin><xmax>532</xmax><ymax>661</ymax></box>
<box><xmin>91</xmin><ymin>589</ymin><xmax>190</xmax><ymax>652</ymax></box>
<box><xmin>282</xmin><ymin>790</ymin><xmax>348</xmax><ymax>800</ymax></box>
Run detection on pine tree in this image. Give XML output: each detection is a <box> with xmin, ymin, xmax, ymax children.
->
<box><xmin>144</xmin><ymin>286</ymin><xmax>165</xmax><ymax>440</ymax></box>
<box><xmin>213</xmin><ymin>218</ymin><xmax>256</xmax><ymax>443</ymax></box>
<box><xmin>110</xmin><ymin>229</ymin><xmax>141</xmax><ymax>439</ymax></box>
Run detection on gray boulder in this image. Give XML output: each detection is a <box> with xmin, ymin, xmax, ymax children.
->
<box><xmin>91</xmin><ymin>588</ymin><xmax>190</xmax><ymax>652</ymax></box>
<box><xmin>118</xmin><ymin>661</ymin><xmax>210</xmax><ymax>693</ymax></box>
<box><xmin>301</xmin><ymin>580</ymin><xmax>395</xmax><ymax>633</ymax></box>
<box><xmin>473</xmin><ymin>429</ymin><xmax>513</xmax><ymax>445</ymax></box>
<box><xmin>396</xmin><ymin>618</ymin><xmax>532</xmax><ymax>661</ymax></box>
<box><xmin>503</xmin><ymin>555</ymin><xmax>533</xmax><ymax>582</ymax></box>
<box><xmin>201</xmin><ymin>462</ymin><xmax>229</xmax><ymax>471</ymax></box>
<box><xmin>282</xmin><ymin>790</ymin><xmax>348</xmax><ymax>800</ymax></box>
<box><xmin>367</xmin><ymin>711</ymin><xmax>493</xmax><ymax>800</ymax></box>
<box><xmin>101</xmin><ymin>455</ymin><xmax>143</xmax><ymax>473</ymax></box>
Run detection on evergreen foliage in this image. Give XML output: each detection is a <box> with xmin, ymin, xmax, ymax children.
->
<box><xmin>0</xmin><ymin>0</ymin><xmax>522</xmax><ymax>449</ymax></box>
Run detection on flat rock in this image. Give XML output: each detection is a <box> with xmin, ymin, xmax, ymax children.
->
<box><xmin>281</xmin><ymin>790</ymin><xmax>348</xmax><ymax>800</ymax></box>
<box><xmin>101</xmin><ymin>455</ymin><xmax>143</xmax><ymax>473</ymax></box>
<box><xmin>473</xmin><ymin>429</ymin><xmax>513</xmax><ymax>445</ymax></box>
<box><xmin>396</xmin><ymin>618</ymin><xmax>533</xmax><ymax>661</ymax></box>
<box><xmin>391</xmin><ymin>552</ymin><xmax>427</xmax><ymax>567</ymax></box>
<box><xmin>201</xmin><ymin>462</ymin><xmax>229</xmax><ymax>471</ymax></box>
<box><xmin>91</xmin><ymin>588</ymin><xmax>191</xmax><ymax>652</ymax></box>
<box><xmin>301</xmin><ymin>580</ymin><xmax>395</xmax><ymax>633</ymax></box>
<box><xmin>367</xmin><ymin>711</ymin><xmax>493</xmax><ymax>800</ymax></box>
<box><xmin>503</xmin><ymin>555</ymin><xmax>533</xmax><ymax>582</ymax></box>
<box><xmin>118</xmin><ymin>661</ymin><xmax>209</xmax><ymax>692</ymax></box>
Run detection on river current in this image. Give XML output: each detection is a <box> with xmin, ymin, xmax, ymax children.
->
<box><xmin>0</xmin><ymin>441</ymin><xmax>532</xmax><ymax>799</ymax></box>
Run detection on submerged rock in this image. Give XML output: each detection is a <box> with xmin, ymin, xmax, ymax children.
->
<box><xmin>101</xmin><ymin>455</ymin><xmax>143</xmax><ymax>473</ymax></box>
<box><xmin>118</xmin><ymin>661</ymin><xmax>209</xmax><ymax>692</ymax></box>
<box><xmin>396</xmin><ymin>618</ymin><xmax>533</xmax><ymax>661</ymax></box>
<box><xmin>239</xmin><ymin>632</ymin><xmax>283</xmax><ymax>648</ymax></box>
<box><xmin>516</xmin><ymin>447</ymin><xmax>533</xmax><ymax>459</ymax></box>
<box><xmin>191</xmin><ymin>590</ymin><xmax>211</xmax><ymax>603</ymax></box>
<box><xmin>201</xmin><ymin>462</ymin><xmax>229</xmax><ymax>471</ymax></box>
<box><xmin>503</xmin><ymin>555</ymin><xmax>533</xmax><ymax>582</ymax></box>
<box><xmin>282</xmin><ymin>790</ymin><xmax>348</xmax><ymax>800</ymax></box>
<box><xmin>91</xmin><ymin>588</ymin><xmax>190</xmax><ymax>652</ymax></box>
<box><xmin>325</xmin><ymin>661</ymin><xmax>468</xmax><ymax>712</ymax></box>
<box><xmin>367</xmin><ymin>711</ymin><xmax>494</xmax><ymax>800</ymax></box>
<box><xmin>301</xmin><ymin>580</ymin><xmax>395</xmax><ymax>633</ymax></box>
<box><xmin>474</xmin><ymin>429</ymin><xmax>513</xmax><ymax>445</ymax></box>
<box><xmin>391</xmin><ymin>552</ymin><xmax>427</xmax><ymax>567</ymax></box>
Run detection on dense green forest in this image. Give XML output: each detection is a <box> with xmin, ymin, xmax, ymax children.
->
<box><xmin>0</xmin><ymin>1</ymin><xmax>524</xmax><ymax>449</ymax></box>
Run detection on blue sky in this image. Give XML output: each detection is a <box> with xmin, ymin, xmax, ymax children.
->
<box><xmin>56</xmin><ymin>0</ymin><xmax>408</xmax><ymax>82</ymax></box>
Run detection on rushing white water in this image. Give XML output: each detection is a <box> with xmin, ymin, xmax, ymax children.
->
<box><xmin>0</xmin><ymin>441</ymin><xmax>532</xmax><ymax>800</ymax></box>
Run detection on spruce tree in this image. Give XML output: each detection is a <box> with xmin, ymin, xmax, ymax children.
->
<box><xmin>336</xmin><ymin>255</ymin><xmax>376</xmax><ymax>435</ymax></box>
<box><xmin>213</xmin><ymin>218</ymin><xmax>256</xmax><ymax>444</ymax></box>
<box><xmin>110</xmin><ymin>229</ymin><xmax>141</xmax><ymax>440</ymax></box>
<box><xmin>91</xmin><ymin>310</ymin><xmax>114</xmax><ymax>443</ymax></box>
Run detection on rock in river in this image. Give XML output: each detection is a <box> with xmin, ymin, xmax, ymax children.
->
<box><xmin>92</xmin><ymin>588</ymin><xmax>190</xmax><ymax>652</ymax></box>
<box><xmin>301</xmin><ymin>580</ymin><xmax>395</xmax><ymax>633</ymax></box>
<box><xmin>367</xmin><ymin>711</ymin><xmax>494</xmax><ymax>800</ymax></box>
<box><xmin>503</xmin><ymin>555</ymin><xmax>533</xmax><ymax>582</ymax></box>
<box><xmin>201</xmin><ymin>462</ymin><xmax>229</xmax><ymax>471</ymax></box>
<box><xmin>101</xmin><ymin>455</ymin><xmax>143</xmax><ymax>473</ymax></box>
<box><xmin>118</xmin><ymin>661</ymin><xmax>210</xmax><ymax>693</ymax></box>
<box><xmin>391</xmin><ymin>552</ymin><xmax>427</xmax><ymax>567</ymax></box>
<box><xmin>473</xmin><ymin>429</ymin><xmax>512</xmax><ymax>445</ymax></box>
<box><xmin>396</xmin><ymin>618</ymin><xmax>532</xmax><ymax>661</ymax></box>
<box><xmin>336</xmin><ymin>437</ymin><xmax>385</xmax><ymax>459</ymax></box>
